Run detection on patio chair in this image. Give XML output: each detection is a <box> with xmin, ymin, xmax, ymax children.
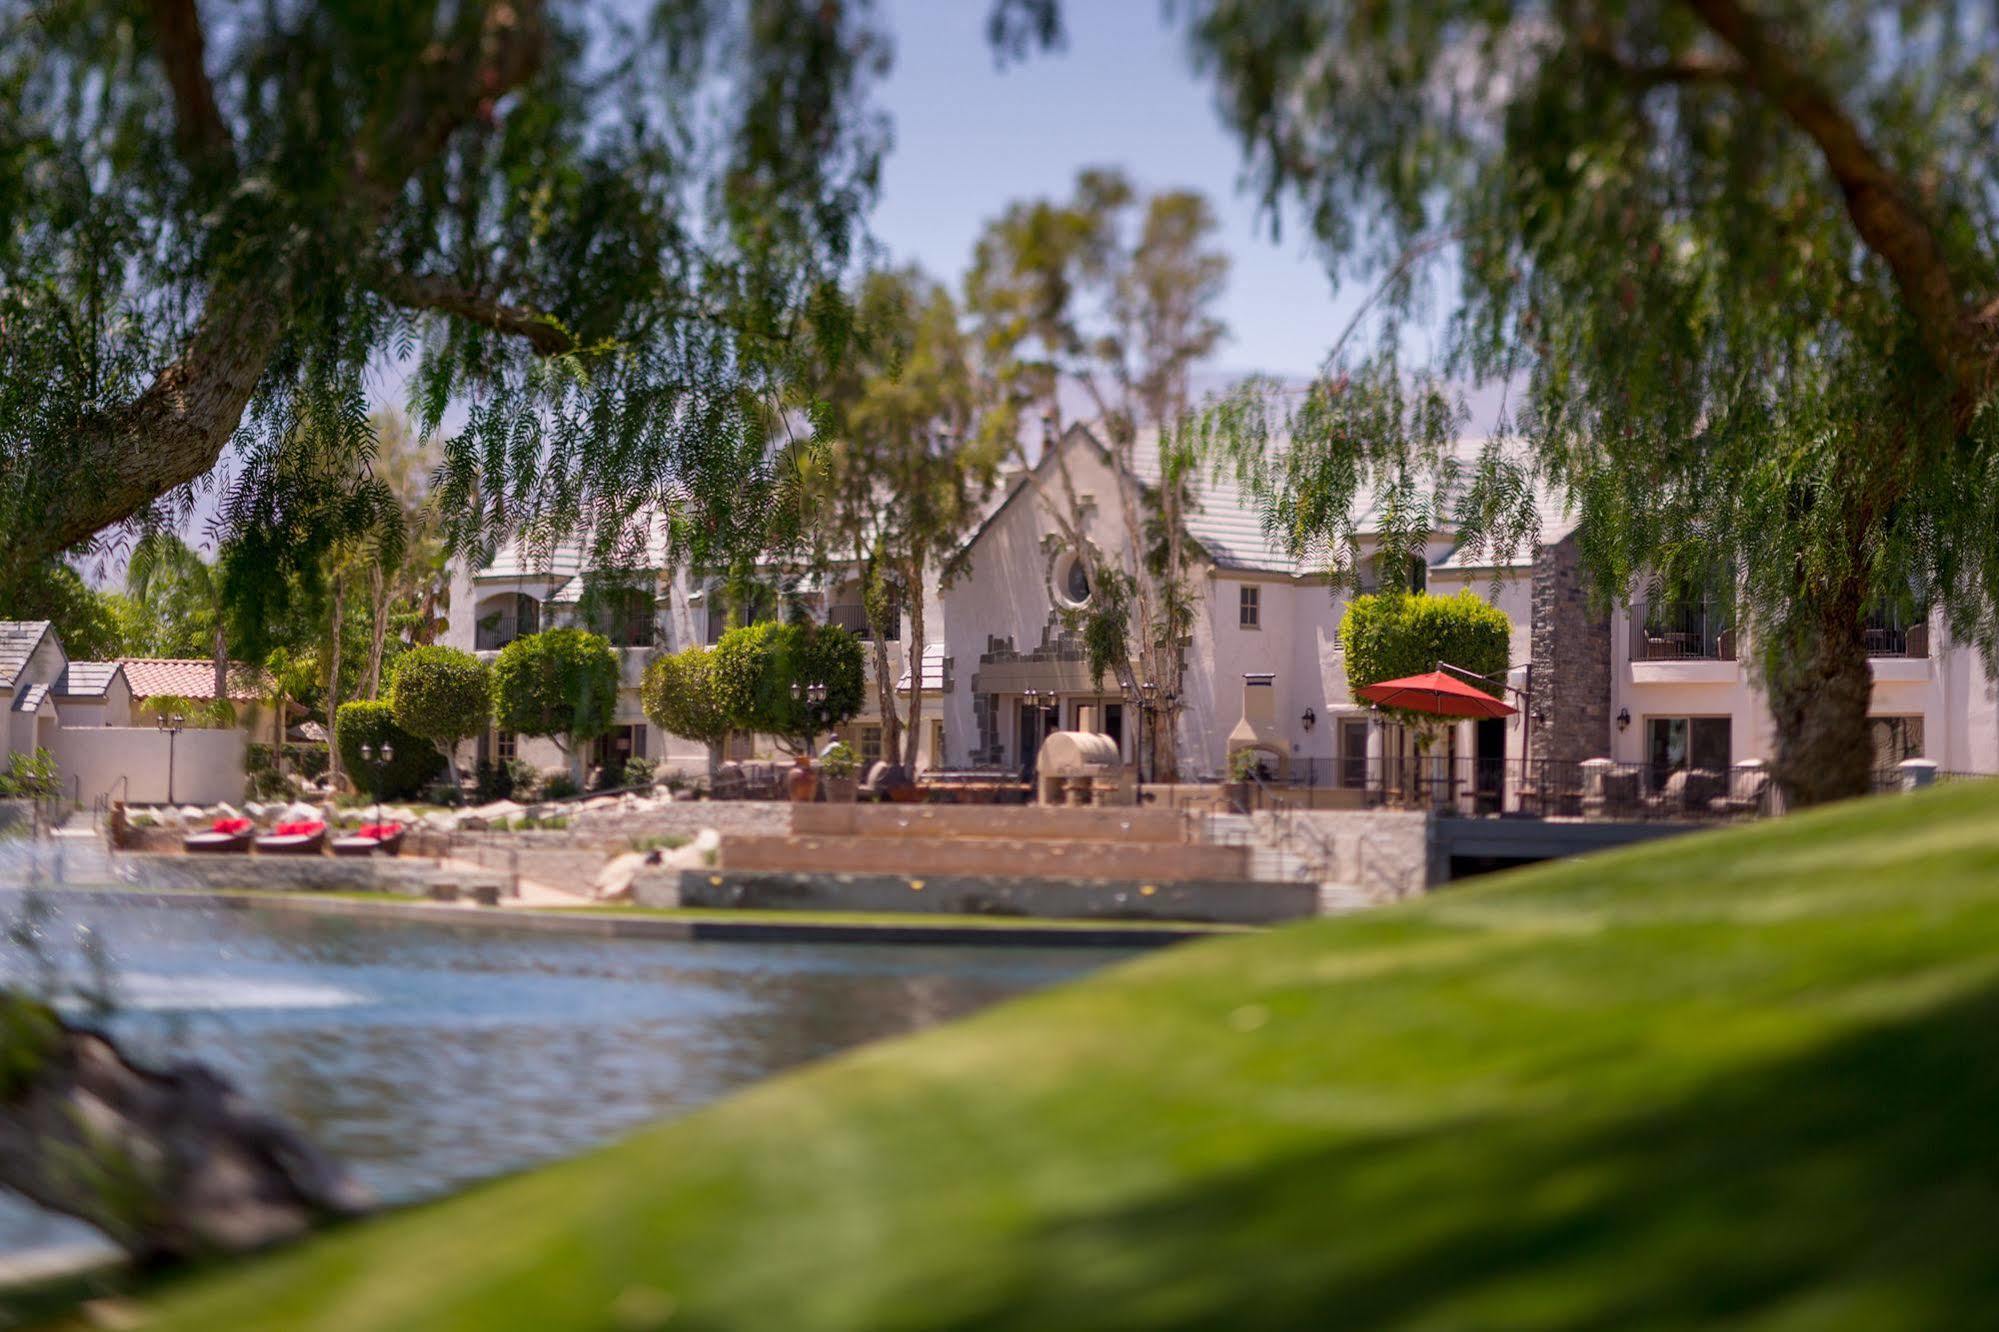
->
<box><xmin>331</xmin><ymin>822</ymin><xmax>405</xmax><ymax>857</ymax></box>
<box><xmin>184</xmin><ymin>817</ymin><xmax>253</xmax><ymax>854</ymax></box>
<box><xmin>1713</xmin><ymin>769</ymin><xmax>1773</xmax><ymax>819</ymax></box>
<box><xmin>256</xmin><ymin>819</ymin><xmax>327</xmax><ymax>856</ymax></box>
<box><xmin>1582</xmin><ymin>770</ymin><xmax>1641</xmax><ymax>820</ymax></box>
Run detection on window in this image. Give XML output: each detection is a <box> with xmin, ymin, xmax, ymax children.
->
<box><xmin>855</xmin><ymin>724</ymin><xmax>883</xmax><ymax>769</ymax></box>
<box><xmin>829</xmin><ymin>580</ymin><xmax>900</xmax><ymax>641</ymax></box>
<box><xmin>1645</xmin><ymin>716</ymin><xmax>1731</xmax><ymax>782</ymax></box>
<box><xmin>495</xmin><ymin>730</ymin><xmax>517</xmax><ymax>762</ymax></box>
<box><xmin>1101</xmin><ymin>703</ymin><xmax>1124</xmax><ymax>751</ymax></box>
<box><xmin>1239</xmin><ymin>585</ymin><xmax>1261</xmax><ymax>629</ymax></box>
<box><xmin>1868</xmin><ymin>716</ymin><xmax>1924</xmax><ymax>770</ymax></box>
<box><xmin>929</xmin><ymin>719</ymin><xmax>946</xmax><ymax>769</ymax></box>
<box><xmin>1053</xmin><ymin>552</ymin><xmax>1092</xmax><ymax>609</ymax></box>
<box><xmin>595</xmin><ymin>588</ymin><xmax>656</xmax><ymax>648</ymax></box>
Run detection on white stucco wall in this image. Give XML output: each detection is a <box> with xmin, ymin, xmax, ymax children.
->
<box><xmin>55</xmin><ymin>726</ymin><xmax>246</xmax><ymax>806</ymax></box>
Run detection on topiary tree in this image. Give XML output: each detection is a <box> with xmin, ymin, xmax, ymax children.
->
<box><xmin>333</xmin><ymin>701</ymin><xmax>445</xmax><ymax>801</ymax></box>
<box><xmin>711</xmin><ymin>622</ymin><xmax>865</xmax><ymax>756</ymax></box>
<box><xmin>1341</xmin><ymin>591</ymin><xmax>1512</xmax><ymax>752</ymax></box>
<box><xmin>388</xmin><ymin>646</ymin><xmax>492</xmax><ymax>792</ymax></box>
<box><xmin>641</xmin><ymin>646</ymin><xmax>734</xmax><ymax>779</ymax></box>
<box><xmin>490</xmin><ymin>629</ymin><xmax>620</xmax><ymax>787</ymax></box>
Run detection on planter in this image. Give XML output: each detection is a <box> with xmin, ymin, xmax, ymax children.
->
<box><xmin>1222</xmin><ymin>781</ymin><xmax>1254</xmax><ymax>815</ymax></box>
<box><xmin>821</xmin><ymin>775</ymin><xmax>859</xmax><ymax>804</ymax></box>
<box><xmin>786</xmin><ymin>757</ymin><xmax>819</xmax><ymax>803</ymax></box>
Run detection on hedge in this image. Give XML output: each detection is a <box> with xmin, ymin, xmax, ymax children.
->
<box><xmin>333</xmin><ymin>701</ymin><xmax>445</xmax><ymax>800</ymax></box>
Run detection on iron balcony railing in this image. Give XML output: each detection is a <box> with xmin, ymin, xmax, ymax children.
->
<box><xmin>475</xmin><ymin>617</ymin><xmax>529</xmax><ymax>650</ymax></box>
<box><xmin>1632</xmin><ymin>601</ymin><xmax>1735</xmax><ymax>661</ymax></box>
<box><xmin>1862</xmin><ymin>610</ymin><xmax>1929</xmax><ymax>658</ymax></box>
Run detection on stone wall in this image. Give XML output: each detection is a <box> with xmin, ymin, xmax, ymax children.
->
<box><xmin>1272</xmin><ymin>810</ymin><xmax>1432</xmax><ymax>898</ymax></box>
<box><xmin>114</xmin><ymin>852</ymin><xmax>501</xmax><ymax>895</ymax></box>
<box><xmin>1529</xmin><ymin>532</ymin><xmax>1614</xmax><ymax>768</ymax></box>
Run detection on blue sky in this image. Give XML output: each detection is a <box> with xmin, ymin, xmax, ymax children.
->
<box><xmin>868</xmin><ymin>0</ymin><xmax>1359</xmax><ymax>380</ymax></box>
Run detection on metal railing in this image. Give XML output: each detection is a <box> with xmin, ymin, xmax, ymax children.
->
<box><xmin>1862</xmin><ymin>612</ymin><xmax>1928</xmax><ymax>659</ymax></box>
<box><xmin>1632</xmin><ymin>601</ymin><xmax>1734</xmax><ymax>661</ymax></box>
<box><xmin>474</xmin><ymin>617</ymin><xmax>531</xmax><ymax>650</ymax></box>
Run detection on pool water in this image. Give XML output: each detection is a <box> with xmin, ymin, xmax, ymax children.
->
<box><xmin>0</xmin><ymin>888</ymin><xmax>1128</xmax><ymax>1253</ymax></box>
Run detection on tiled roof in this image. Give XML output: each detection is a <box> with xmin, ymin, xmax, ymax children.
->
<box><xmin>11</xmin><ymin>682</ymin><xmax>50</xmax><ymax>713</ymax></box>
<box><xmin>120</xmin><ymin>658</ymin><xmax>266</xmax><ymax>702</ymax></box>
<box><xmin>0</xmin><ymin>621</ymin><xmax>52</xmax><ymax>688</ymax></box>
<box><xmin>477</xmin><ymin>520</ymin><xmax>671</xmax><ymax>582</ymax></box>
<box><xmin>56</xmin><ymin>661</ymin><xmax>123</xmax><ymax>698</ymax></box>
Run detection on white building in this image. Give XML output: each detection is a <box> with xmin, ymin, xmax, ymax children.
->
<box><xmin>444</xmin><ymin>529</ymin><xmax>946</xmax><ymax>780</ymax></box>
<box><xmin>0</xmin><ymin>622</ymin><xmax>250</xmax><ymax>806</ymax></box>
<box><xmin>441</xmin><ymin>422</ymin><xmax>1999</xmax><ymax>797</ymax></box>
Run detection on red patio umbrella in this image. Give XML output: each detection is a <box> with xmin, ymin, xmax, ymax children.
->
<box><xmin>1355</xmin><ymin>670</ymin><xmax>1516</xmax><ymax>720</ymax></box>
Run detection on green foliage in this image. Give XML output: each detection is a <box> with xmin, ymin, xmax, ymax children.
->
<box><xmin>541</xmin><ymin>774</ymin><xmax>580</xmax><ymax>802</ymax></box>
<box><xmin>621</xmin><ymin>757</ymin><xmax>658</xmax><ymax>790</ymax></box>
<box><xmin>0</xmin><ymin>0</ymin><xmax>891</xmax><ymax>604</ymax></box>
<box><xmin>388</xmin><ymin>646</ymin><xmax>492</xmax><ymax>756</ymax></box>
<box><xmin>123</xmin><ymin>533</ymin><xmax>223</xmax><ymax>659</ymax></box>
<box><xmin>333</xmin><ymin>702</ymin><xmax>443</xmax><ymax>801</ymax></box>
<box><xmin>0</xmin><ymin>750</ymin><xmax>60</xmax><ymax>800</ymax></box>
<box><xmin>0</xmin><ymin>561</ymin><xmax>126</xmax><ymax>660</ymax></box>
<box><xmin>711</xmin><ymin>621</ymin><xmax>865</xmax><ymax>752</ymax></box>
<box><xmin>818</xmin><ymin>742</ymin><xmax>857</xmax><ymax>780</ymax></box>
<box><xmin>505</xmin><ymin>759</ymin><xmax>542</xmax><ymax>801</ymax></box>
<box><xmin>1340</xmin><ymin>591</ymin><xmax>1511</xmax><ymax>730</ymax></box>
<box><xmin>640</xmin><ymin>647</ymin><xmax>735</xmax><ymax>751</ymax></box>
<box><xmin>491</xmin><ymin>630</ymin><xmax>620</xmax><ymax>750</ymax></box>
<box><xmin>0</xmin><ymin>993</ymin><xmax>60</xmax><ymax>1102</ymax></box>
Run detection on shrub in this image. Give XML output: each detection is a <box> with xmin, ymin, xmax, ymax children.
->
<box><xmin>505</xmin><ymin>758</ymin><xmax>541</xmax><ymax>800</ymax></box>
<box><xmin>333</xmin><ymin>701</ymin><xmax>445</xmax><ymax>800</ymax></box>
<box><xmin>388</xmin><ymin>646</ymin><xmax>491</xmax><ymax>783</ymax></box>
<box><xmin>621</xmin><ymin>756</ymin><xmax>658</xmax><ymax>789</ymax></box>
<box><xmin>711</xmin><ymin>621</ymin><xmax>865</xmax><ymax>752</ymax></box>
<box><xmin>473</xmin><ymin>758</ymin><xmax>514</xmax><ymax>804</ymax></box>
<box><xmin>641</xmin><ymin>646</ymin><xmax>733</xmax><ymax>755</ymax></box>
<box><xmin>491</xmin><ymin>629</ymin><xmax>620</xmax><ymax>777</ymax></box>
<box><xmin>542</xmin><ymin>772</ymin><xmax>580</xmax><ymax>800</ymax></box>
<box><xmin>819</xmin><ymin>741</ymin><xmax>858</xmax><ymax>780</ymax></box>
<box><xmin>1340</xmin><ymin>590</ymin><xmax>1513</xmax><ymax>740</ymax></box>
<box><xmin>0</xmin><ymin>749</ymin><xmax>60</xmax><ymax>799</ymax></box>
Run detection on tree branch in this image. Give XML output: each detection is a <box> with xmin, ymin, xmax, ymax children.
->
<box><xmin>376</xmin><ymin>270</ymin><xmax>575</xmax><ymax>356</ymax></box>
<box><xmin>1679</xmin><ymin>0</ymin><xmax>1987</xmax><ymax>416</ymax></box>
<box><xmin>146</xmin><ymin>0</ymin><xmax>234</xmax><ymax>175</ymax></box>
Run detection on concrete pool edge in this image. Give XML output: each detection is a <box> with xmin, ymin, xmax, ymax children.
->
<box><xmin>29</xmin><ymin>886</ymin><xmax>1245</xmax><ymax>949</ymax></box>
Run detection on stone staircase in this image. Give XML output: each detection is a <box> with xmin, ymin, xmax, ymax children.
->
<box><xmin>646</xmin><ymin>805</ymin><xmax>1320</xmax><ymax>926</ymax></box>
<box><xmin>1204</xmin><ymin>813</ymin><xmax>1379</xmax><ymax>917</ymax></box>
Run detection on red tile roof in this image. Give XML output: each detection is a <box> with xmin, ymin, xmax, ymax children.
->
<box><xmin>119</xmin><ymin>658</ymin><xmax>267</xmax><ymax>702</ymax></box>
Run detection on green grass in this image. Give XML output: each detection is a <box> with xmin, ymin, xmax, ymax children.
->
<box><xmin>110</xmin><ymin>781</ymin><xmax>1999</xmax><ymax>1329</ymax></box>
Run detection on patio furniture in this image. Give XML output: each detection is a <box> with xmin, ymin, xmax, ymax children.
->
<box><xmin>256</xmin><ymin>820</ymin><xmax>327</xmax><ymax>856</ymax></box>
<box><xmin>331</xmin><ymin>822</ymin><xmax>405</xmax><ymax>857</ymax></box>
<box><xmin>1713</xmin><ymin>769</ymin><xmax>1773</xmax><ymax>819</ymax></box>
<box><xmin>1582</xmin><ymin>770</ymin><xmax>1641</xmax><ymax>820</ymax></box>
<box><xmin>184</xmin><ymin>817</ymin><xmax>253</xmax><ymax>854</ymax></box>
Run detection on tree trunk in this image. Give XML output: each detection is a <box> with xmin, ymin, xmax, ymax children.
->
<box><xmin>1765</xmin><ymin>579</ymin><xmax>1875</xmax><ymax>807</ymax></box>
<box><xmin>325</xmin><ymin>575</ymin><xmax>346</xmax><ymax>792</ymax></box>
<box><xmin>365</xmin><ymin>562</ymin><xmax>388</xmax><ymax>699</ymax></box>
<box><xmin>0</xmin><ymin>1012</ymin><xmax>370</xmax><ymax>1264</ymax></box>
<box><xmin>902</xmin><ymin>566</ymin><xmax>927</xmax><ymax>770</ymax></box>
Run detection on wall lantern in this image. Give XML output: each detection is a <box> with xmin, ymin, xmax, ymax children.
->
<box><xmin>1300</xmin><ymin>707</ymin><xmax>1317</xmax><ymax>733</ymax></box>
<box><xmin>1616</xmin><ymin>707</ymin><xmax>1632</xmax><ymax>732</ymax></box>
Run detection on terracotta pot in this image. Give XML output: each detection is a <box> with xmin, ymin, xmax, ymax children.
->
<box><xmin>786</xmin><ymin>756</ymin><xmax>819</xmax><ymax>803</ymax></box>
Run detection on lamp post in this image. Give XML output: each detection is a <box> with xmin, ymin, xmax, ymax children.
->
<box><xmin>357</xmin><ymin>740</ymin><xmax>394</xmax><ymax>829</ymax></box>
<box><xmin>791</xmin><ymin>679</ymin><xmax>828</xmax><ymax>754</ymax></box>
<box><xmin>155</xmin><ymin>710</ymin><xmax>186</xmax><ymax>806</ymax></box>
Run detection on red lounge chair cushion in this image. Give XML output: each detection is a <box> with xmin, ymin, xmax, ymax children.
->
<box><xmin>357</xmin><ymin>823</ymin><xmax>402</xmax><ymax>841</ymax></box>
<box><xmin>210</xmin><ymin>818</ymin><xmax>253</xmax><ymax>835</ymax></box>
<box><xmin>271</xmin><ymin>821</ymin><xmax>326</xmax><ymax>837</ymax></box>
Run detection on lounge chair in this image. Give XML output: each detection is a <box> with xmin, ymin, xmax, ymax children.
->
<box><xmin>256</xmin><ymin>819</ymin><xmax>327</xmax><ymax>856</ymax></box>
<box><xmin>331</xmin><ymin>822</ymin><xmax>405</xmax><ymax>857</ymax></box>
<box><xmin>184</xmin><ymin>817</ymin><xmax>253</xmax><ymax>854</ymax></box>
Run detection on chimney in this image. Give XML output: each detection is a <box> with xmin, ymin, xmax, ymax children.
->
<box><xmin>1226</xmin><ymin>673</ymin><xmax>1287</xmax><ymax>773</ymax></box>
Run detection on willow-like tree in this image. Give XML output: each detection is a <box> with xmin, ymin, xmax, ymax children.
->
<box><xmin>966</xmin><ymin>168</ymin><xmax>1228</xmax><ymax>780</ymax></box>
<box><xmin>0</xmin><ymin>0</ymin><xmax>887</xmax><ymax>603</ymax></box>
<box><xmin>996</xmin><ymin>1</ymin><xmax>1999</xmax><ymax>804</ymax></box>
<box><xmin>803</xmin><ymin>267</ymin><xmax>999</xmax><ymax>770</ymax></box>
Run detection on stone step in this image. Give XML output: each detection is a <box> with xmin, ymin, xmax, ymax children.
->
<box><xmin>1318</xmin><ymin>883</ymin><xmax>1376</xmax><ymax>916</ymax></box>
<box><xmin>792</xmin><ymin>804</ymin><xmax>1189</xmax><ymax>844</ymax></box>
<box><xmin>717</xmin><ymin>834</ymin><xmax>1250</xmax><ymax>884</ymax></box>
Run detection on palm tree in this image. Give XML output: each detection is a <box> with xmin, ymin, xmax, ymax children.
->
<box><xmin>126</xmin><ymin>532</ymin><xmax>228</xmax><ymax>696</ymax></box>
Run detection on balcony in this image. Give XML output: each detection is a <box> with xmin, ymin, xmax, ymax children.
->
<box><xmin>1863</xmin><ymin>612</ymin><xmax>1928</xmax><ymax>659</ymax></box>
<box><xmin>1632</xmin><ymin>602</ymin><xmax>1733</xmax><ymax>661</ymax></box>
<box><xmin>827</xmin><ymin>602</ymin><xmax>899</xmax><ymax>641</ymax></box>
<box><xmin>475</xmin><ymin>616</ymin><xmax>531</xmax><ymax>651</ymax></box>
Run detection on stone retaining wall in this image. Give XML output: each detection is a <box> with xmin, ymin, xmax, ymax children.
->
<box><xmin>651</xmin><ymin>868</ymin><xmax>1316</xmax><ymax>925</ymax></box>
<box><xmin>1271</xmin><ymin>810</ymin><xmax>1432</xmax><ymax>898</ymax></box>
<box><xmin>717</xmin><ymin>833</ymin><xmax>1249</xmax><ymax>882</ymax></box>
<box><xmin>791</xmin><ymin>804</ymin><xmax>1190</xmax><ymax>843</ymax></box>
<box><xmin>114</xmin><ymin>852</ymin><xmax>502</xmax><ymax>895</ymax></box>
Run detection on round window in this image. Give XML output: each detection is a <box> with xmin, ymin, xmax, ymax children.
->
<box><xmin>1056</xmin><ymin>553</ymin><xmax>1092</xmax><ymax>608</ymax></box>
